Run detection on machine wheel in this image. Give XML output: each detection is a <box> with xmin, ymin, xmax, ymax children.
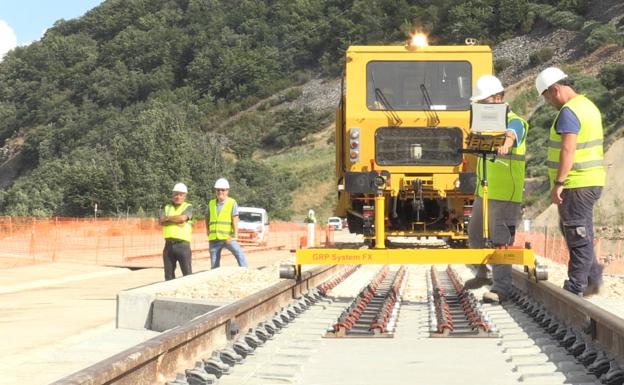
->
<box><xmin>535</xmin><ymin>264</ymin><xmax>548</xmax><ymax>281</ymax></box>
<box><xmin>279</xmin><ymin>264</ymin><xmax>297</xmax><ymax>279</ymax></box>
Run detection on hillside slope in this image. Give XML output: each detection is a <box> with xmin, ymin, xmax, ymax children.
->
<box><xmin>0</xmin><ymin>0</ymin><xmax>622</xmax><ymax>220</ymax></box>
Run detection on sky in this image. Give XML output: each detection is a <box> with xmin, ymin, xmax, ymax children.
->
<box><xmin>0</xmin><ymin>0</ymin><xmax>103</xmax><ymax>58</ymax></box>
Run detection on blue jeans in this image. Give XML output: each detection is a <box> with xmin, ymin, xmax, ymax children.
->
<box><xmin>209</xmin><ymin>239</ymin><xmax>248</xmax><ymax>268</ymax></box>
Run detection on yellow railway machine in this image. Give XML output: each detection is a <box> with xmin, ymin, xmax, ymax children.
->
<box><xmin>284</xmin><ymin>38</ymin><xmax>546</xmax><ymax>282</ymax></box>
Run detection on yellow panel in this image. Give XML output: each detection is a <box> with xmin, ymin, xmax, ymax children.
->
<box><xmin>341</xmin><ymin>44</ymin><xmax>493</xmax><ymax>177</ymax></box>
<box><xmin>296</xmin><ymin>248</ymin><xmax>534</xmax><ymax>267</ymax></box>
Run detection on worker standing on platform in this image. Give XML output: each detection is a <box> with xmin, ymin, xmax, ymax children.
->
<box><xmin>463</xmin><ymin>75</ymin><xmax>529</xmax><ymax>304</ymax></box>
<box><xmin>206</xmin><ymin>178</ymin><xmax>248</xmax><ymax>268</ymax></box>
<box><xmin>535</xmin><ymin>67</ymin><xmax>605</xmax><ymax>297</ymax></box>
<box><xmin>160</xmin><ymin>183</ymin><xmax>193</xmax><ymax>280</ymax></box>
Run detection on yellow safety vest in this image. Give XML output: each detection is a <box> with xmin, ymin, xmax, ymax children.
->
<box><xmin>547</xmin><ymin>95</ymin><xmax>605</xmax><ymax>189</ymax></box>
<box><xmin>476</xmin><ymin>110</ymin><xmax>528</xmax><ymax>203</ymax></box>
<box><xmin>162</xmin><ymin>202</ymin><xmax>193</xmax><ymax>242</ymax></box>
<box><xmin>208</xmin><ymin>198</ymin><xmax>235</xmax><ymax>240</ymax></box>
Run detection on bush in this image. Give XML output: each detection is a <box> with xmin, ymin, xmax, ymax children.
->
<box><xmin>546</xmin><ymin>10</ymin><xmax>584</xmax><ymax>30</ymax></box>
<box><xmin>529</xmin><ymin>48</ymin><xmax>554</xmax><ymax>66</ymax></box>
<box><xmin>570</xmin><ymin>74</ymin><xmax>609</xmax><ymax>109</ymax></box>
<box><xmin>510</xmin><ymin>89</ymin><xmax>539</xmax><ymax>116</ymax></box>
<box><xmin>528</xmin><ymin>3</ymin><xmax>555</xmax><ymax>18</ymax></box>
<box><xmin>282</xmin><ymin>87</ymin><xmax>303</xmax><ymax>102</ymax></box>
<box><xmin>598</xmin><ymin>64</ymin><xmax>624</xmax><ymax>90</ymax></box>
<box><xmin>494</xmin><ymin>58</ymin><xmax>513</xmax><ymax>73</ymax></box>
<box><xmin>558</xmin><ymin>0</ymin><xmax>590</xmax><ymax>15</ymax></box>
<box><xmin>584</xmin><ymin>23</ymin><xmax>621</xmax><ymax>53</ymax></box>
<box><xmin>521</xmin><ymin>10</ymin><xmax>537</xmax><ymax>33</ymax></box>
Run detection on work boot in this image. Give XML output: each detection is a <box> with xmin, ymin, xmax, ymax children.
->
<box><xmin>583</xmin><ymin>282</ymin><xmax>602</xmax><ymax>297</ymax></box>
<box><xmin>463</xmin><ymin>277</ymin><xmax>493</xmax><ymax>290</ymax></box>
<box><xmin>482</xmin><ymin>290</ymin><xmax>506</xmax><ymax>304</ymax></box>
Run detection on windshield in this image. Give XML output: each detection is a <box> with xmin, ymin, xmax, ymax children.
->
<box><xmin>239</xmin><ymin>212</ymin><xmax>263</xmax><ymax>223</ymax></box>
<box><xmin>367</xmin><ymin>61</ymin><xmax>471</xmax><ymax>111</ymax></box>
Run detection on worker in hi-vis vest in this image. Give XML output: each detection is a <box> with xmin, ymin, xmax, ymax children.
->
<box><xmin>206</xmin><ymin>178</ymin><xmax>248</xmax><ymax>268</ymax></box>
<box><xmin>160</xmin><ymin>183</ymin><xmax>193</xmax><ymax>280</ymax></box>
<box><xmin>463</xmin><ymin>75</ymin><xmax>529</xmax><ymax>305</ymax></box>
<box><xmin>536</xmin><ymin>67</ymin><xmax>605</xmax><ymax>297</ymax></box>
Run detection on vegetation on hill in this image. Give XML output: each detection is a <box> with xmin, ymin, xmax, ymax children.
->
<box><xmin>0</xmin><ymin>0</ymin><xmax>621</xmax><ymax>218</ymax></box>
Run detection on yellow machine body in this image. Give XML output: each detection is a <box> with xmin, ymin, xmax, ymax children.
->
<box><xmin>335</xmin><ymin>44</ymin><xmax>495</xmax><ymax>245</ymax></box>
<box><xmin>290</xmin><ymin>43</ymin><xmax>543</xmax><ymax>280</ymax></box>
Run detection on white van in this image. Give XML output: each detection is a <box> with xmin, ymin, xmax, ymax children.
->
<box><xmin>237</xmin><ymin>207</ymin><xmax>269</xmax><ymax>244</ymax></box>
<box><xmin>327</xmin><ymin>216</ymin><xmax>342</xmax><ymax>230</ymax></box>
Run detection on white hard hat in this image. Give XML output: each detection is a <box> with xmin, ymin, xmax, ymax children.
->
<box><xmin>214</xmin><ymin>178</ymin><xmax>230</xmax><ymax>189</ymax></box>
<box><xmin>172</xmin><ymin>182</ymin><xmax>188</xmax><ymax>193</ymax></box>
<box><xmin>470</xmin><ymin>75</ymin><xmax>505</xmax><ymax>101</ymax></box>
<box><xmin>535</xmin><ymin>67</ymin><xmax>568</xmax><ymax>95</ymax></box>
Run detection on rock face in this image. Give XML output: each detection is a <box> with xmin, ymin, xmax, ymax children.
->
<box><xmin>493</xmin><ymin>29</ymin><xmax>582</xmax><ymax>85</ymax></box>
<box><xmin>284</xmin><ymin>78</ymin><xmax>340</xmax><ymax>113</ymax></box>
<box><xmin>493</xmin><ymin>0</ymin><xmax>624</xmax><ymax>85</ymax></box>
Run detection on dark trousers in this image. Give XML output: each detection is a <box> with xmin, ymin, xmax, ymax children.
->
<box><xmin>558</xmin><ymin>187</ymin><xmax>603</xmax><ymax>295</ymax></box>
<box><xmin>163</xmin><ymin>239</ymin><xmax>192</xmax><ymax>280</ymax></box>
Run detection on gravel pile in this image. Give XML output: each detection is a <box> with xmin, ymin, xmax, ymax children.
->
<box><xmin>328</xmin><ymin>265</ymin><xmax>380</xmax><ymax>298</ymax></box>
<box><xmin>402</xmin><ymin>265</ymin><xmax>431</xmax><ymax>302</ymax></box>
<box><xmin>158</xmin><ymin>264</ymin><xmax>286</xmax><ymax>300</ymax></box>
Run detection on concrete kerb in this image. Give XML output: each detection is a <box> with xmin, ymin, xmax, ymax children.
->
<box><xmin>152</xmin><ymin>297</ymin><xmax>230</xmax><ymax>332</ymax></box>
<box><xmin>116</xmin><ymin>267</ymin><xmax>241</xmax><ymax>330</ymax></box>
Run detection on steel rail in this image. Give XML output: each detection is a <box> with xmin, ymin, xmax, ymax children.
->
<box><xmin>51</xmin><ymin>264</ymin><xmax>342</xmax><ymax>385</ymax></box>
<box><xmin>512</xmin><ymin>268</ymin><xmax>624</xmax><ymax>363</ymax></box>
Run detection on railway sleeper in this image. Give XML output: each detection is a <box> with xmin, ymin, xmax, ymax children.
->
<box><xmin>506</xmin><ymin>289</ymin><xmax>624</xmax><ymax>384</ymax></box>
<box><xmin>272</xmin><ymin>314</ymin><xmax>286</xmax><ymax>329</ymax></box>
<box><xmin>285</xmin><ymin>307</ymin><xmax>298</xmax><ymax>319</ymax></box>
<box><xmin>262</xmin><ymin>321</ymin><xmax>277</xmax><ymax>336</ymax></box>
<box><xmin>232</xmin><ymin>340</ymin><xmax>254</xmax><ymax>358</ymax></box>
<box><xmin>244</xmin><ymin>330</ymin><xmax>264</xmax><ymax>349</ymax></box>
<box><xmin>603</xmin><ymin>361</ymin><xmax>624</xmax><ymax>385</ymax></box>
<box><xmin>254</xmin><ymin>326</ymin><xmax>271</xmax><ymax>343</ymax></box>
<box><xmin>203</xmin><ymin>351</ymin><xmax>232</xmax><ymax>378</ymax></box>
<box><xmin>166</xmin><ymin>373</ymin><xmax>190</xmax><ymax>385</ymax></box>
<box><xmin>279</xmin><ymin>310</ymin><xmax>292</xmax><ymax>324</ymax></box>
<box><xmin>186</xmin><ymin>361</ymin><xmax>218</xmax><ymax>385</ymax></box>
<box><xmin>429</xmin><ymin>266</ymin><xmax>497</xmax><ymax>337</ymax></box>
<box><xmin>219</xmin><ymin>347</ymin><xmax>244</xmax><ymax>366</ymax></box>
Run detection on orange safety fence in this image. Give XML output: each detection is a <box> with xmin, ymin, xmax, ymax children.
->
<box><xmin>516</xmin><ymin>226</ymin><xmax>624</xmax><ymax>274</ymax></box>
<box><xmin>0</xmin><ymin>217</ymin><xmax>319</xmax><ymax>266</ymax></box>
<box><xmin>17</xmin><ymin>217</ymin><xmax>623</xmax><ymax>272</ymax></box>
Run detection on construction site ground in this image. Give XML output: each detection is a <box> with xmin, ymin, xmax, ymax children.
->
<box><xmin>0</xmin><ymin>247</ymin><xmax>296</xmax><ymax>385</ymax></box>
<box><xmin>2</xmin><ymin>230</ymin><xmax>624</xmax><ymax>385</ymax></box>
